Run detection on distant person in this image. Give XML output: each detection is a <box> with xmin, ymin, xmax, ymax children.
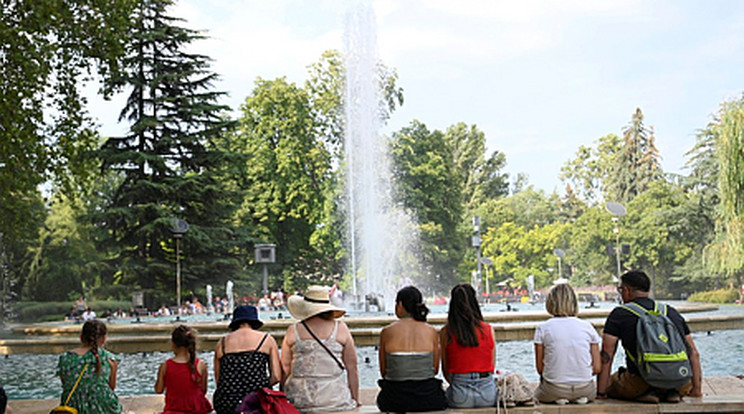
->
<box><xmin>377</xmin><ymin>286</ymin><xmax>447</xmax><ymax>412</ymax></box>
<box><xmin>57</xmin><ymin>320</ymin><xmax>122</xmax><ymax>413</ymax></box>
<box><xmin>258</xmin><ymin>295</ymin><xmax>271</xmax><ymax>311</ymax></box>
<box><xmin>533</xmin><ymin>283</ymin><xmax>600</xmax><ymax>405</ymax></box>
<box><xmin>154</xmin><ymin>325</ymin><xmax>212</xmax><ymax>414</ymax></box>
<box><xmin>157</xmin><ymin>305</ymin><xmax>171</xmax><ymax>317</ymax></box>
<box><xmin>440</xmin><ymin>284</ymin><xmax>497</xmax><ymax>408</ymax></box>
<box><xmin>597</xmin><ymin>270</ymin><xmax>702</xmax><ymax>403</ymax></box>
<box><xmin>282</xmin><ymin>286</ymin><xmax>359</xmax><ymax>412</ymax></box>
<box><xmin>212</xmin><ymin>305</ymin><xmax>281</xmax><ymax>414</ymax></box>
<box><xmin>82</xmin><ymin>307</ymin><xmax>96</xmax><ymax>321</ymax></box>
<box><xmin>74</xmin><ymin>296</ymin><xmax>87</xmax><ymax>317</ymax></box>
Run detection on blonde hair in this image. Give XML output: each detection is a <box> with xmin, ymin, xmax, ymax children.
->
<box><xmin>545</xmin><ymin>283</ymin><xmax>578</xmax><ymax>317</ymax></box>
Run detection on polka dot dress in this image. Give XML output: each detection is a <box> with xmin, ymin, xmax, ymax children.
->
<box><xmin>212</xmin><ymin>334</ymin><xmax>270</xmax><ymax>414</ymax></box>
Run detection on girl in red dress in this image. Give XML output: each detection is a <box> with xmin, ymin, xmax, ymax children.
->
<box><xmin>155</xmin><ymin>325</ymin><xmax>213</xmax><ymax>414</ymax></box>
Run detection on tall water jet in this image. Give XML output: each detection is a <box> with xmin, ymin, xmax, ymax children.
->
<box><xmin>343</xmin><ymin>1</ymin><xmax>419</xmax><ymax>311</ymax></box>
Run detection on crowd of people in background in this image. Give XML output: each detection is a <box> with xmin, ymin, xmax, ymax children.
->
<box><xmin>17</xmin><ymin>269</ymin><xmax>701</xmax><ymax>414</ymax></box>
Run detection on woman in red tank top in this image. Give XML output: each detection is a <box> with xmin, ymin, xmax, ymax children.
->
<box><xmin>440</xmin><ymin>284</ymin><xmax>498</xmax><ymax>408</ymax></box>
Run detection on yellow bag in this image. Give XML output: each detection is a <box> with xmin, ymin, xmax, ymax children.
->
<box><xmin>50</xmin><ymin>363</ymin><xmax>88</xmax><ymax>414</ymax></box>
<box><xmin>50</xmin><ymin>405</ymin><xmax>78</xmax><ymax>414</ymax></box>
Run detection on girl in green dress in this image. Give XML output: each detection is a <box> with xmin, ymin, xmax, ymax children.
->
<box><xmin>57</xmin><ymin>320</ymin><xmax>122</xmax><ymax>414</ymax></box>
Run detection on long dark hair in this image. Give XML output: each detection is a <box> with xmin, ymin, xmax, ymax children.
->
<box><xmin>447</xmin><ymin>284</ymin><xmax>484</xmax><ymax>347</ymax></box>
<box><xmin>172</xmin><ymin>325</ymin><xmax>198</xmax><ymax>381</ymax></box>
<box><xmin>396</xmin><ymin>286</ymin><xmax>429</xmax><ymax>322</ymax></box>
<box><xmin>80</xmin><ymin>320</ymin><xmax>107</xmax><ymax>375</ymax></box>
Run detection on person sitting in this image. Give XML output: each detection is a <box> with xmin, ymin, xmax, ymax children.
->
<box><xmin>212</xmin><ymin>305</ymin><xmax>281</xmax><ymax>414</ymax></box>
<box><xmin>57</xmin><ymin>320</ymin><xmax>122</xmax><ymax>413</ymax></box>
<box><xmin>533</xmin><ymin>283</ymin><xmax>600</xmax><ymax>405</ymax></box>
<box><xmin>81</xmin><ymin>307</ymin><xmax>96</xmax><ymax>321</ymax></box>
<box><xmin>440</xmin><ymin>284</ymin><xmax>498</xmax><ymax>408</ymax></box>
<box><xmin>154</xmin><ymin>325</ymin><xmax>212</xmax><ymax>414</ymax></box>
<box><xmin>597</xmin><ymin>270</ymin><xmax>703</xmax><ymax>403</ymax></box>
<box><xmin>281</xmin><ymin>285</ymin><xmax>359</xmax><ymax>412</ymax></box>
<box><xmin>376</xmin><ymin>286</ymin><xmax>447</xmax><ymax>412</ymax></box>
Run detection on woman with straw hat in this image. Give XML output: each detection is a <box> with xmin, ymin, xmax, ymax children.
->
<box><xmin>281</xmin><ymin>286</ymin><xmax>359</xmax><ymax>412</ymax></box>
<box><xmin>212</xmin><ymin>305</ymin><xmax>281</xmax><ymax>414</ymax></box>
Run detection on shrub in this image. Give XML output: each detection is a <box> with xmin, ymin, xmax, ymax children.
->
<box><xmin>687</xmin><ymin>288</ymin><xmax>739</xmax><ymax>304</ymax></box>
<box><xmin>13</xmin><ymin>300</ymin><xmax>131</xmax><ymax>323</ymax></box>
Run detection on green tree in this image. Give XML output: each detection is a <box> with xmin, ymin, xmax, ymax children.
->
<box><xmin>230</xmin><ymin>77</ymin><xmax>334</xmax><ymax>292</ymax></box>
<box><xmin>95</xmin><ymin>0</ymin><xmax>239</xmax><ymax>301</ymax></box>
<box><xmin>390</xmin><ymin>120</ymin><xmax>463</xmax><ymax>291</ymax></box>
<box><xmin>606</xmin><ymin>108</ymin><xmax>662</xmax><ymax>203</ymax></box>
<box><xmin>560</xmin><ymin>134</ymin><xmax>621</xmax><ymax>204</ymax></box>
<box><xmin>704</xmin><ymin>95</ymin><xmax>744</xmax><ymax>285</ymax></box>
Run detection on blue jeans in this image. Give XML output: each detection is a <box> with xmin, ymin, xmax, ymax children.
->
<box><xmin>446</xmin><ymin>373</ymin><xmax>498</xmax><ymax>408</ymax></box>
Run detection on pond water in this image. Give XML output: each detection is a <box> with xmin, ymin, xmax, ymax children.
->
<box><xmin>3</xmin><ymin>305</ymin><xmax>744</xmax><ymax>400</ymax></box>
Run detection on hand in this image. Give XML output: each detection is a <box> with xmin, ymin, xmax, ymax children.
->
<box><xmin>687</xmin><ymin>387</ymin><xmax>703</xmax><ymax>398</ymax></box>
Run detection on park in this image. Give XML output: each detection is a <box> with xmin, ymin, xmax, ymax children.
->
<box><xmin>3</xmin><ymin>0</ymin><xmax>744</xmax><ymax>413</ymax></box>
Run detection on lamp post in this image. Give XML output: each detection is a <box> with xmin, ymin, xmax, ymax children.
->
<box><xmin>254</xmin><ymin>244</ymin><xmax>276</xmax><ymax>296</ymax></box>
<box><xmin>472</xmin><ymin>216</ymin><xmax>482</xmax><ymax>295</ymax></box>
<box><xmin>480</xmin><ymin>257</ymin><xmax>493</xmax><ymax>299</ymax></box>
<box><xmin>170</xmin><ymin>219</ymin><xmax>189</xmax><ymax>309</ymax></box>
<box><xmin>553</xmin><ymin>248</ymin><xmax>566</xmax><ymax>283</ymax></box>
<box><xmin>605</xmin><ymin>202</ymin><xmax>627</xmax><ymax>282</ymax></box>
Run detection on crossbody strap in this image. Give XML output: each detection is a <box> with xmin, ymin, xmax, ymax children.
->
<box><xmin>300</xmin><ymin>321</ymin><xmax>345</xmax><ymax>371</ymax></box>
<box><xmin>65</xmin><ymin>362</ymin><xmax>89</xmax><ymax>406</ymax></box>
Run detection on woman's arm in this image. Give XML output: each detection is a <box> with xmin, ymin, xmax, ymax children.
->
<box><xmin>154</xmin><ymin>361</ymin><xmax>166</xmax><ymax>393</ymax></box>
<box><xmin>339</xmin><ymin>322</ymin><xmax>360</xmax><ymax>405</ymax></box>
<box><xmin>534</xmin><ymin>343</ymin><xmax>544</xmax><ymax>375</ymax></box>
<box><xmin>108</xmin><ymin>359</ymin><xmax>118</xmax><ymax>390</ymax></box>
<box><xmin>378</xmin><ymin>327</ymin><xmax>387</xmax><ymax>377</ymax></box>
<box><xmin>268</xmin><ymin>336</ymin><xmax>282</xmax><ymax>387</ymax></box>
<box><xmin>590</xmin><ymin>343</ymin><xmax>601</xmax><ymax>375</ymax></box>
<box><xmin>491</xmin><ymin>325</ymin><xmax>497</xmax><ymax>369</ymax></box>
<box><xmin>214</xmin><ymin>337</ymin><xmax>222</xmax><ymax>384</ymax></box>
<box><xmin>198</xmin><ymin>359</ymin><xmax>209</xmax><ymax>394</ymax></box>
<box><xmin>280</xmin><ymin>327</ymin><xmax>294</xmax><ymax>386</ymax></box>
<box><xmin>431</xmin><ymin>326</ymin><xmax>440</xmax><ymax>376</ymax></box>
<box><xmin>439</xmin><ymin>327</ymin><xmax>450</xmax><ymax>382</ymax></box>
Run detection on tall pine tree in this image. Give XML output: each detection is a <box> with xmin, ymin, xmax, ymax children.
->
<box><xmin>607</xmin><ymin>108</ymin><xmax>662</xmax><ymax>203</ymax></box>
<box><xmin>95</xmin><ymin>0</ymin><xmax>239</xmax><ymax>301</ymax></box>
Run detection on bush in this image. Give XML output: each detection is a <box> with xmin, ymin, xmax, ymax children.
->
<box><xmin>13</xmin><ymin>300</ymin><xmax>131</xmax><ymax>323</ymax></box>
<box><xmin>687</xmin><ymin>288</ymin><xmax>739</xmax><ymax>304</ymax></box>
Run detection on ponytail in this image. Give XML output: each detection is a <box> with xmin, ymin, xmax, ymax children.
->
<box><xmin>172</xmin><ymin>325</ymin><xmax>199</xmax><ymax>382</ymax></box>
<box><xmin>396</xmin><ymin>286</ymin><xmax>429</xmax><ymax>322</ymax></box>
<box><xmin>81</xmin><ymin>320</ymin><xmax>107</xmax><ymax>375</ymax></box>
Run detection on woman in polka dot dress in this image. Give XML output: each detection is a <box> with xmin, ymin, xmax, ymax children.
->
<box><xmin>212</xmin><ymin>305</ymin><xmax>281</xmax><ymax>414</ymax></box>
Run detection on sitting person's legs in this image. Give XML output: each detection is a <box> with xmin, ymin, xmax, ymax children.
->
<box><xmin>534</xmin><ymin>379</ymin><xmax>595</xmax><ymax>403</ymax></box>
<box><xmin>446</xmin><ymin>373</ymin><xmax>497</xmax><ymax>408</ymax></box>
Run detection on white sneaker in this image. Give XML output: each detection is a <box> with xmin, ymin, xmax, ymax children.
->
<box><xmin>574</xmin><ymin>397</ymin><xmax>589</xmax><ymax>404</ymax></box>
<box><xmin>555</xmin><ymin>398</ymin><xmax>569</xmax><ymax>405</ymax></box>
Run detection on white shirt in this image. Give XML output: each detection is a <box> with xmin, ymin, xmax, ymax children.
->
<box><xmin>534</xmin><ymin>316</ymin><xmax>600</xmax><ymax>384</ymax></box>
<box><xmin>82</xmin><ymin>310</ymin><xmax>96</xmax><ymax>321</ymax></box>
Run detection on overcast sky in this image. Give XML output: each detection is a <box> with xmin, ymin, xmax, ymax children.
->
<box><xmin>88</xmin><ymin>0</ymin><xmax>744</xmax><ymax>193</ymax></box>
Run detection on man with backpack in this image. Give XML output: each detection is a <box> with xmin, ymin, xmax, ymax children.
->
<box><xmin>596</xmin><ymin>270</ymin><xmax>702</xmax><ymax>403</ymax></box>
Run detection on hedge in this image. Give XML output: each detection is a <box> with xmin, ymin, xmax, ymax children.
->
<box><xmin>687</xmin><ymin>288</ymin><xmax>739</xmax><ymax>304</ymax></box>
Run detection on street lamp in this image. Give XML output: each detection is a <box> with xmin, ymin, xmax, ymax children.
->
<box><xmin>605</xmin><ymin>202</ymin><xmax>627</xmax><ymax>282</ymax></box>
<box><xmin>254</xmin><ymin>244</ymin><xmax>276</xmax><ymax>296</ymax></box>
<box><xmin>480</xmin><ymin>257</ymin><xmax>493</xmax><ymax>299</ymax></box>
<box><xmin>553</xmin><ymin>248</ymin><xmax>567</xmax><ymax>284</ymax></box>
<box><xmin>170</xmin><ymin>218</ymin><xmax>189</xmax><ymax>310</ymax></box>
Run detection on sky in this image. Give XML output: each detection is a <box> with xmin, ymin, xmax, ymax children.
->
<box><xmin>88</xmin><ymin>0</ymin><xmax>744</xmax><ymax>193</ymax></box>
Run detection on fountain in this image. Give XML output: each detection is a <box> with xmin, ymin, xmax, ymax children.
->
<box><xmin>226</xmin><ymin>280</ymin><xmax>234</xmax><ymax>315</ymax></box>
<box><xmin>343</xmin><ymin>0</ymin><xmax>419</xmax><ymax>312</ymax></box>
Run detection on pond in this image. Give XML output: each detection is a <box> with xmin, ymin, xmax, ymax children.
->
<box><xmin>3</xmin><ymin>307</ymin><xmax>744</xmax><ymax>400</ymax></box>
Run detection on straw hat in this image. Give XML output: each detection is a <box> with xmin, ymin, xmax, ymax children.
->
<box><xmin>287</xmin><ymin>285</ymin><xmax>346</xmax><ymax>320</ymax></box>
<box><xmin>229</xmin><ymin>305</ymin><xmax>263</xmax><ymax>330</ymax></box>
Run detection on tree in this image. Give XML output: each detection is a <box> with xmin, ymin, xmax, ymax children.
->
<box><xmin>443</xmin><ymin>123</ymin><xmax>508</xmax><ymax>211</ymax></box>
<box><xmin>560</xmin><ymin>134</ymin><xmax>621</xmax><ymax>204</ymax></box>
<box><xmin>390</xmin><ymin>120</ymin><xmax>463</xmax><ymax>290</ymax></box>
<box><xmin>95</xmin><ymin>0</ymin><xmax>239</xmax><ymax>302</ymax></box>
<box><xmin>606</xmin><ymin>108</ymin><xmax>662</xmax><ymax>203</ymax></box>
<box><xmin>230</xmin><ymin>77</ymin><xmax>334</xmax><ymax>291</ymax></box>
<box><xmin>704</xmin><ymin>95</ymin><xmax>744</xmax><ymax>284</ymax></box>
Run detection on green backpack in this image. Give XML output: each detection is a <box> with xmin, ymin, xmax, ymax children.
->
<box><xmin>620</xmin><ymin>301</ymin><xmax>692</xmax><ymax>389</ymax></box>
